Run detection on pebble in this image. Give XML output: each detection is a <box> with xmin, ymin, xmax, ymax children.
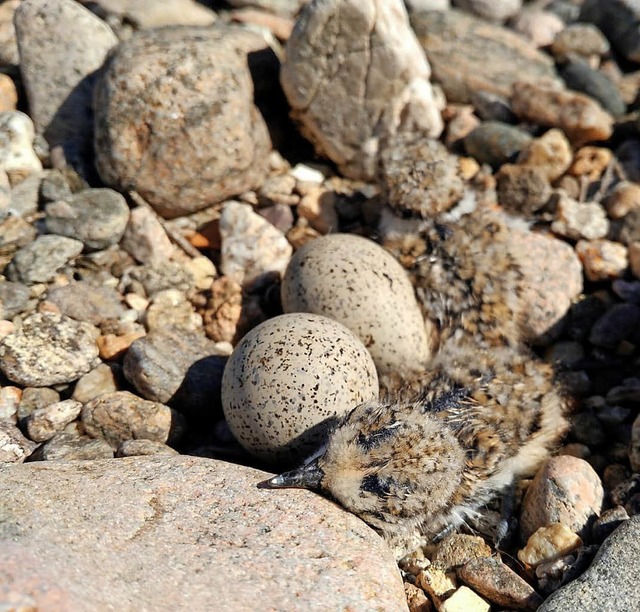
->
<box><xmin>416</xmin><ymin>566</ymin><xmax>457</xmax><ymax>608</ymax></box>
<box><xmin>551</xmin><ymin>196</ymin><xmax>609</xmax><ymax>241</ymax></box>
<box><xmin>90</xmin><ymin>0</ymin><xmax>217</xmax><ymax>28</ymax></box>
<box><xmin>558</xmin><ymin>57</ymin><xmax>626</xmax><ymax>118</ymax></box>
<box><xmin>619</xmin><ymin>208</ymin><xmax>640</xmax><ymax>245</ymax></box>
<box><xmin>496</xmin><ymin>164</ymin><xmax>551</xmax><ymax>214</ymax></box>
<box><xmin>463</xmin><ymin>121</ymin><xmax>532</xmax><ymax>169</ymax></box>
<box><xmin>568</xmin><ymin>146</ymin><xmax>612</xmax><ymax>181</ymax></box>
<box><xmin>120</xmin><ymin>206</ymin><xmax>175</xmax><ymax>265</ymax></box>
<box><xmin>81</xmin><ymin>391</ymin><xmax>183</xmax><ymax>448</ymax></box>
<box><xmin>122</xmin><ymin>327</ymin><xmax>227</xmax><ymax>418</ymax></box>
<box><xmin>222</xmin><ymin>313</ymin><xmax>379</xmax><ymax>465</ymax></box>
<box><xmin>296</xmin><ymin>186</ymin><xmax>339</xmax><ymax>234</ymax></box>
<box><xmin>0</xmin><ymin>421</ymin><xmax>35</xmax><ymax>462</ymax></box>
<box><xmin>7</xmin><ymin>171</ymin><xmax>41</xmax><ymax>217</ymax></box>
<box><xmin>13</xmin><ymin>0</ymin><xmax>117</xmax><ymax>171</ymax></box>
<box><xmin>520</xmin><ymin>456</ymin><xmax>604</xmax><ymax>541</ymax></box>
<box><xmin>431</xmin><ymin>534</ymin><xmax>492</xmax><ymax>572</ymax></box>
<box><xmin>282</xmin><ymin>233</ymin><xmax>433</xmax><ymax>374</ymax></box>
<box><xmin>0</xmin><ymin>281</ymin><xmax>30</xmax><ymax>319</ymax></box>
<box><xmin>511</xmin><ymin>81</ymin><xmax>613</xmax><ymax>145</ymax></box>
<box><xmin>144</xmin><ymin>289</ymin><xmax>202</xmax><ymax>333</ymax></box>
<box><xmin>0</xmin><ymin>313</ymin><xmax>100</xmax><ymax>387</ymax></box>
<box><xmin>440</xmin><ymin>586</ymin><xmax>490</xmax><ymax>612</ymax></box>
<box><xmin>510</xmin><ymin>9</ymin><xmax>564</xmax><ymax>48</ymax></box>
<box><xmin>46</xmin><ymin>282</ymin><xmax>126</xmax><ymax>325</ymax></box>
<box><xmin>17</xmin><ymin>387</ymin><xmax>60</xmax><ymax>421</ymax></box>
<box><xmin>94</xmin><ymin>26</ymin><xmax>271</xmax><ymax>218</ymax></box>
<box><xmin>219</xmin><ymin>201</ymin><xmax>292</xmax><ymax>285</ymax></box>
<box><xmin>592</xmin><ymin>506</ymin><xmax>630</xmax><ymax>544</ymax></box>
<box><xmin>518</xmin><ymin>524</ymin><xmax>584</xmax><ymax>568</ymax></box>
<box><xmin>516</xmin><ymin>129</ymin><xmax>573</xmax><ymax>182</ymax></box>
<box><xmin>538</xmin><ymin>517</ymin><xmax>640</xmax><ymax>612</ymax></box>
<box><xmin>115</xmin><ymin>439</ymin><xmax>179</xmax><ymax>458</ymax></box>
<box><xmin>0</xmin><ymin>457</ymin><xmax>407</xmax><ymax>610</ymax></box>
<box><xmin>25</xmin><ymin>399</ymin><xmax>83</xmax><ymax>443</ymax></box>
<box><xmin>45</xmin><ymin>189</ymin><xmax>130</xmax><ymax>251</ymax></box>
<box><xmin>411</xmin><ymin>9</ymin><xmax>555</xmax><ymax>104</ymax></box>
<box><xmin>201</xmin><ymin>276</ymin><xmax>244</xmax><ymax>343</ymax></box>
<box><xmin>0</xmin><ymin>386</ymin><xmax>21</xmax><ymax>422</ymax></box>
<box><xmin>72</xmin><ymin>363</ymin><xmax>118</xmax><ymax>404</ymax></box>
<box><xmin>575</xmin><ymin>239</ymin><xmax>629</xmax><ymax>282</ymax></box>
<box><xmin>97</xmin><ymin>328</ymin><xmax>146</xmax><ymax>361</ymax></box>
<box><xmin>630</xmin><ymin>413</ymin><xmax>640</xmax><ymax>472</ymax></box>
<box><xmin>380</xmin><ymin>134</ymin><xmax>464</xmax><ymax>216</ymax></box>
<box><xmin>7</xmin><ymin>235</ymin><xmax>83</xmax><ymax>284</ymax></box>
<box><xmin>459</xmin><ymin>557</ymin><xmax>543</xmax><ymax>611</ymax></box>
<box><xmin>0</xmin><ymin>1</ymin><xmax>20</xmax><ymax>67</ymax></box>
<box><xmin>452</xmin><ymin>0</ymin><xmax>521</xmax><ymax>22</ymax></box>
<box><xmin>550</xmin><ymin>23</ymin><xmax>610</xmax><ymax>61</ymax></box>
<box><xmin>30</xmin><ymin>432</ymin><xmax>114</xmax><ymax>461</ymax></box>
<box><xmin>0</xmin><ymin>111</ymin><xmax>43</xmax><ymax>183</ymax></box>
<box><xmin>589</xmin><ymin>303</ymin><xmax>640</xmax><ymax>348</ymax></box>
<box><xmin>281</xmin><ymin>0</ymin><xmax>443</xmax><ymax>180</ymax></box>
<box><xmin>404</xmin><ymin>581</ymin><xmax>432</xmax><ymax>612</ymax></box>
<box><xmin>604</xmin><ymin>181</ymin><xmax>640</xmax><ymax>219</ymax></box>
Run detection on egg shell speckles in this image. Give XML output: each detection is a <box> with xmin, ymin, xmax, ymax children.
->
<box><xmin>281</xmin><ymin>233</ymin><xmax>433</xmax><ymax>374</ymax></box>
<box><xmin>221</xmin><ymin>313</ymin><xmax>379</xmax><ymax>466</ymax></box>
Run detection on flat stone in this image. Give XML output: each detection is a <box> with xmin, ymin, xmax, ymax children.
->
<box><xmin>29</xmin><ymin>432</ymin><xmax>114</xmax><ymax>461</ymax></box>
<box><xmin>518</xmin><ymin>523</ymin><xmax>583</xmax><ymax>568</ymax></box>
<box><xmin>25</xmin><ymin>399</ymin><xmax>83</xmax><ymax>443</ymax></box>
<box><xmin>281</xmin><ymin>0</ymin><xmax>442</xmax><ymax>180</ymax></box>
<box><xmin>411</xmin><ymin>9</ymin><xmax>556</xmax><ymax>104</ymax></box>
<box><xmin>7</xmin><ymin>235</ymin><xmax>83</xmax><ymax>284</ymax></box>
<box><xmin>94</xmin><ymin>26</ymin><xmax>271</xmax><ymax>218</ymax></box>
<box><xmin>82</xmin><ymin>391</ymin><xmax>183</xmax><ymax>448</ymax></box>
<box><xmin>46</xmin><ymin>282</ymin><xmax>126</xmax><ymax>325</ymax></box>
<box><xmin>0</xmin><ymin>313</ymin><xmax>100</xmax><ymax>386</ymax></box>
<box><xmin>13</xmin><ymin>0</ymin><xmax>117</xmax><ymax>173</ymax></box>
<box><xmin>432</xmin><ymin>534</ymin><xmax>492</xmax><ymax>572</ymax></box>
<box><xmin>0</xmin><ymin>456</ymin><xmax>407</xmax><ymax>610</ymax></box>
<box><xmin>115</xmin><ymin>439</ymin><xmax>179</xmax><ymax>457</ymax></box>
<box><xmin>539</xmin><ymin>517</ymin><xmax>640</xmax><ymax>612</ymax></box>
<box><xmin>0</xmin><ymin>281</ymin><xmax>30</xmax><ymax>319</ymax></box>
<box><xmin>45</xmin><ymin>188</ymin><xmax>130</xmax><ymax>251</ymax></box>
<box><xmin>440</xmin><ymin>586</ymin><xmax>490</xmax><ymax>612</ymax></box>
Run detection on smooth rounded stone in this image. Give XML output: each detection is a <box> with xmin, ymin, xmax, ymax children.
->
<box><xmin>222</xmin><ymin>313</ymin><xmax>379</xmax><ymax>465</ymax></box>
<box><xmin>551</xmin><ymin>196</ymin><xmax>609</xmax><ymax>241</ymax></box>
<box><xmin>496</xmin><ymin>164</ymin><xmax>551</xmax><ymax>214</ymax></box>
<box><xmin>551</xmin><ymin>23</ymin><xmax>610</xmax><ymax>61</ymax></box>
<box><xmin>411</xmin><ymin>9</ymin><xmax>555</xmax><ymax>104</ymax></box>
<box><xmin>45</xmin><ymin>189</ymin><xmax>130</xmax><ymax>251</ymax></box>
<box><xmin>0</xmin><ymin>111</ymin><xmax>43</xmax><ymax>182</ymax></box>
<box><xmin>516</xmin><ymin>129</ymin><xmax>572</xmax><ymax>182</ymax></box>
<box><xmin>94</xmin><ymin>26</ymin><xmax>271</xmax><ymax>219</ymax></box>
<box><xmin>580</xmin><ymin>0</ymin><xmax>640</xmax><ymax>63</ymax></box>
<box><xmin>30</xmin><ymin>432</ymin><xmax>114</xmax><ymax>461</ymax></box>
<box><xmin>440</xmin><ymin>586</ymin><xmax>490</xmax><ymax>612</ymax></box>
<box><xmin>219</xmin><ymin>201</ymin><xmax>292</xmax><ymax>286</ymax></box>
<box><xmin>6</xmin><ymin>235</ymin><xmax>83</xmax><ymax>284</ymax></box>
<box><xmin>0</xmin><ymin>457</ymin><xmax>407</xmax><ymax>610</ymax></box>
<box><xmin>589</xmin><ymin>303</ymin><xmax>640</xmax><ymax>348</ymax></box>
<box><xmin>470</xmin><ymin>91</ymin><xmax>516</xmax><ymax>123</ymax></box>
<box><xmin>459</xmin><ymin>557</ymin><xmax>543</xmax><ymax>611</ymax></box>
<box><xmin>46</xmin><ymin>282</ymin><xmax>126</xmax><ymax>325</ymax></box>
<box><xmin>25</xmin><ymin>400</ymin><xmax>83</xmax><ymax>443</ymax></box>
<box><xmin>539</xmin><ymin>516</ymin><xmax>640</xmax><ymax>612</ymax></box>
<box><xmin>510</xmin><ymin>9</ymin><xmax>564</xmax><ymax>48</ymax></box>
<box><xmin>518</xmin><ymin>523</ymin><xmax>583</xmax><ymax>568</ymax></box>
<box><xmin>380</xmin><ymin>134</ymin><xmax>464</xmax><ymax>215</ymax></box>
<box><xmin>463</xmin><ymin>121</ymin><xmax>532</xmax><ymax>169</ymax></box>
<box><xmin>451</xmin><ymin>0</ymin><xmax>521</xmax><ymax>22</ymax></box>
<box><xmin>258</xmin><ymin>202</ymin><xmax>296</xmax><ymax>233</ymax></box>
<box><xmin>511</xmin><ymin>82</ymin><xmax>613</xmax><ymax>145</ymax></box>
<box><xmin>88</xmin><ymin>0</ymin><xmax>217</xmax><ymax>28</ymax></box>
<box><xmin>72</xmin><ymin>363</ymin><xmax>118</xmax><ymax>404</ymax></box>
<box><xmin>144</xmin><ymin>289</ymin><xmax>202</xmax><ymax>332</ymax></box>
<box><xmin>81</xmin><ymin>391</ymin><xmax>183</xmax><ymax>448</ymax></box>
<box><xmin>124</xmin><ymin>261</ymin><xmax>195</xmax><ymax>297</ymax></box>
<box><xmin>431</xmin><ymin>534</ymin><xmax>491</xmax><ymax>572</ymax></box>
<box><xmin>576</xmin><ymin>239</ymin><xmax>628</xmax><ymax>282</ymax></box>
<box><xmin>605</xmin><ymin>181</ymin><xmax>640</xmax><ymax>219</ymax></box>
<box><xmin>120</xmin><ymin>206</ymin><xmax>175</xmax><ymax>265</ymax></box>
<box><xmin>0</xmin><ymin>281</ymin><xmax>29</xmax><ymax>319</ymax></box>
<box><xmin>282</xmin><ymin>233</ymin><xmax>433</xmax><ymax>374</ymax></box>
<box><xmin>115</xmin><ymin>439</ymin><xmax>179</xmax><ymax>457</ymax></box>
<box><xmin>17</xmin><ymin>387</ymin><xmax>61</xmax><ymax>421</ymax></box>
<box><xmin>0</xmin><ymin>421</ymin><xmax>35</xmax><ymax>463</ymax></box>
<box><xmin>14</xmin><ymin>0</ymin><xmax>117</xmax><ymax>169</ymax></box>
<box><xmin>520</xmin><ymin>456</ymin><xmax>604</xmax><ymax>541</ymax></box>
<box><xmin>558</xmin><ymin>58</ymin><xmax>626</xmax><ymax>118</ymax></box>
<box><xmin>0</xmin><ymin>313</ymin><xmax>100</xmax><ymax>387</ymax></box>
<box><xmin>281</xmin><ymin>0</ymin><xmax>442</xmax><ymax>181</ymax></box>
<box><xmin>123</xmin><ymin>327</ymin><xmax>227</xmax><ymax>418</ymax></box>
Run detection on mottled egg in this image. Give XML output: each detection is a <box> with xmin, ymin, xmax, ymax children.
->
<box><xmin>281</xmin><ymin>233</ymin><xmax>433</xmax><ymax>374</ymax></box>
<box><xmin>221</xmin><ymin>313</ymin><xmax>378</xmax><ymax>466</ymax></box>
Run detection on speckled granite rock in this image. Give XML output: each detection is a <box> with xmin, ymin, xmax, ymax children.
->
<box><xmin>0</xmin><ymin>456</ymin><xmax>408</xmax><ymax>611</ymax></box>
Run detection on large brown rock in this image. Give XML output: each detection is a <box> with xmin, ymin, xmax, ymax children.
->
<box><xmin>94</xmin><ymin>26</ymin><xmax>272</xmax><ymax>218</ymax></box>
<box><xmin>0</xmin><ymin>456</ymin><xmax>408</xmax><ymax>611</ymax></box>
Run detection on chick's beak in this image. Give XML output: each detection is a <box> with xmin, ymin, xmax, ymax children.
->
<box><xmin>259</xmin><ymin>458</ymin><xmax>324</xmax><ymax>490</ymax></box>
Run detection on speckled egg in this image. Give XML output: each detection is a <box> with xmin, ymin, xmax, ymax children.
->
<box><xmin>281</xmin><ymin>233</ymin><xmax>433</xmax><ymax>374</ymax></box>
<box><xmin>221</xmin><ymin>313</ymin><xmax>378</xmax><ymax>466</ymax></box>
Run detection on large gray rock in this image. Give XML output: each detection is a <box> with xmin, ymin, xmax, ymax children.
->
<box><xmin>539</xmin><ymin>516</ymin><xmax>640</xmax><ymax>612</ymax></box>
<box><xmin>94</xmin><ymin>26</ymin><xmax>272</xmax><ymax>218</ymax></box>
<box><xmin>281</xmin><ymin>0</ymin><xmax>442</xmax><ymax>180</ymax></box>
<box><xmin>14</xmin><ymin>0</ymin><xmax>117</xmax><ymax>172</ymax></box>
<box><xmin>0</xmin><ymin>457</ymin><xmax>408</xmax><ymax>611</ymax></box>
